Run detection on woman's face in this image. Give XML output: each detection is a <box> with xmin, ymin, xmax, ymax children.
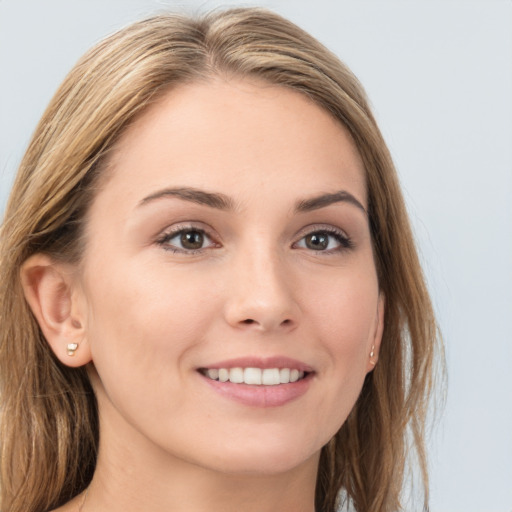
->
<box><xmin>76</xmin><ymin>79</ymin><xmax>383</xmax><ymax>476</ymax></box>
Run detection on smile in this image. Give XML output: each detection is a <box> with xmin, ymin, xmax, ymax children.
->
<box><xmin>200</xmin><ymin>367</ymin><xmax>307</xmax><ymax>385</ymax></box>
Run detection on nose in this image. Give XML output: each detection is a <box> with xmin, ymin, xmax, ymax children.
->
<box><xmin>223</xmin><ymin>247</ymin><xmax>300</xmax><ymax>333</ymax></box>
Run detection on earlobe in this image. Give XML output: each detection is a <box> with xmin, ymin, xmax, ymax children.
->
<box><xmin>367</xmin><ymin>293</ymin><xmax>385</xmax><ymax>372</ymax></box>
<box><xmin>20</xmin><ymin>254</ymin><xmax>91</xmax><ymax>367</ymax></box>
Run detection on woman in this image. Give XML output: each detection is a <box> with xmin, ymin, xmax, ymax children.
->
<box><xmin>0</xmin><ymin>8</ymin><xmax>442</xmax><ymax>512</ymax></box>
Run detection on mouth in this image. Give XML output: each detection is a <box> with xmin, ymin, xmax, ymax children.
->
<box><xmin>197</xmin><ymin>357</ymin><xmax>314</xmax><ymax>407</ymax></box>
<box><xmin>199</xmin><ymin>367</ymin><xmax>310</xmax><ymax>386</ymax></box>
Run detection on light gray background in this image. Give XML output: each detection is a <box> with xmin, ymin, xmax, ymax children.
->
<box><xmin>1</xmin><ymin>1</ymin><xmax>511</xmax><ymax>511</ymax></box>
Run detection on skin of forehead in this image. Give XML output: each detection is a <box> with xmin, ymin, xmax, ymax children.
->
<box><xmin>100</xmin><ymin>77</ymin><xmax>368</xmax><ymax>210</ymax></box>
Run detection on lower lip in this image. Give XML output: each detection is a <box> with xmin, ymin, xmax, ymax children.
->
<box><xmin>200</xmin><ymin>373</ymin><xmax>313</xmax><ymax>408</ymax></box>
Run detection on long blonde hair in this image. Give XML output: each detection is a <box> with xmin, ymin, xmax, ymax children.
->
<box><xmin>0</xmin><ymin>8</ymin><xmax>442</xmax><ymax>512</ymax></box>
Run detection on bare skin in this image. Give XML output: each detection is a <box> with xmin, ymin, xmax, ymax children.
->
<box><xmin>26</xmin><ymin>79</ymin><xmax>383</xmax><ymax>512</ymax></box>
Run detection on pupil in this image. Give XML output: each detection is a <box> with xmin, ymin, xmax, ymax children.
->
<box><xmin>181</xmin><ymin>231</ymin><xmax>203</xmax><ymax>249</ymax></box>
<box><xmin>306</xmin><ymin>233</ymin><xmax>328</xmax><ymax>250</ymax></box>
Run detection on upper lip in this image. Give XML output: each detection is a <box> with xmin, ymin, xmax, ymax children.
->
<box><xmin>198</xmin><ymin>356</ymin><xmax>314</xmax><ymax>372</ymax></box>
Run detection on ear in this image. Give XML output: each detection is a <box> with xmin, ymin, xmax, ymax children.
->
<box><xmin>20</xmin><ymin>253</ymin><xmax>91</xmax><ymax>367</ymax></box>
<box><xmin>366</xmin><ymin>293</ymin><xmax>385</xmax><ymax>373</ymax></box>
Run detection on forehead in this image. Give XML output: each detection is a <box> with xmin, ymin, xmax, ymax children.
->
<box><xmin>98</xmin><ymin>78</ymin><xmax>367</xmax><ymax>212</ymax></box>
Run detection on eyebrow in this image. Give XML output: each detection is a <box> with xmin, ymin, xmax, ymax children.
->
<box><xmin>295</xmin><ymin>191</ymin><xmax>367</xmax><ymax>215</ymax></box>
<box><xmin>139</xmin><ymin>186</ymin><xmax>366</xmax><ymax>215</ymax></box>
<box><xmin>139</xmin><ymin>187</ymin><xmax>235</xmax><ymax>210</ymax></box>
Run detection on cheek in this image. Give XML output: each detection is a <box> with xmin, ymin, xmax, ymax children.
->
<box><xmin>82</xmin><ymin>258</ymin><xmax>218</xmax><ymax>387</ymax></box>
<box><xmin>300</xmin><ymin>265</ymin><xmax>379</xmax><ymax>421</ymax></box>
<box><xmin>80</xmin><ymin>260</ymin><xmax>224</xmax><ymax>448</ymax></box>
<box><xmin>304</xmin><ymin>267</ymin><xmax>379</xmax><ymax>350</ymax></box>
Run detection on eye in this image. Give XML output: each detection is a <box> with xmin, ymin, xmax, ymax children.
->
<box><xmin>294</xmin><ymin>228</ymin><xmax>353</xmax><ymax>252</ymax></box>
<box><xmin>157</xmin><ymin>228</ymin><xmax>217</xmax><ymax>253</ymax></box>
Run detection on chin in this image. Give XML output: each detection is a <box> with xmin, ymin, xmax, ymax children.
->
<box><xmin>195</xmin><ymin>438</ymin><xmax>321</xmax><ymax>476</ymax></box>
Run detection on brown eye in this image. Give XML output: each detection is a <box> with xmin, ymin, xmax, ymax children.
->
<box><xmin>304</xmin><ymin>233</ymin><xmax>329</xmax><ymax>250</ymax></box>
<box><xmin>158</xmin><ymin>228</ymin><xmax>216</xmax><ymax>253</ymax></box>
<box><xmin>180</xmin><ymin>231</ymin><xmax>204</xmax><ymax>250</ymax></box>
<box><xmin>294</xmin><ymin>229</ymin><xmax>353</xmax><ymax>253</ymax></box>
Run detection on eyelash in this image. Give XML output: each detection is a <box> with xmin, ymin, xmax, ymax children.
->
<box><xmin>292</xmin><ymin>226</ymin><xmax>354</xmax><ymax>253</ymax></box>
<box><xmin>156</xmin><ymin>225</ymin><xmax>218</xmax><ymax>254</ymax></box>
<box><xmin>155</xmin><ymin>225</ymin><xmax>353</xmax><ymax>254</ymax></box>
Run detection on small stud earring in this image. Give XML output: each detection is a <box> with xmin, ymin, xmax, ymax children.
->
<box><xmin>67</xmin><ymin>343</ymin><xmax>79</xmax><ymax>356</ymax></box>
<box><xmin>369</xmin><ymin>345</ymin><xmax>376</xmax><ymax>365</ymax></box>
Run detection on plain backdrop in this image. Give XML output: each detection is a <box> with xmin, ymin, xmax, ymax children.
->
<box><xmin>1</xmin><ymin>1</ymin><xmax>511</xmax><ymax>511</ymax></box>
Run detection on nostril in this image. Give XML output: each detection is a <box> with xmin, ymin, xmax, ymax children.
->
<box><xmin>240</xmin><ymin>318</ymin><xmax>294</xmax><ymax>328</ymax></box>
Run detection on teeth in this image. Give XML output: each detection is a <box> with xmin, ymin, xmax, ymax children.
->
<box><xmin>262</xmin><ymin>368</ymin><xmax>280</xmax><ymax>385</ymax></box>
<box><xmin>229</xmin><ymin>367</ymin><xmax>244</xmax><ymax>384</ymax></box>
<box><xmin>203</xmin><ymin>367</ymin><xmax>308</xmax><ymax>385</ymax></box>
<box><xmin>206</xmin><ymin>369</ymin><xmax>219</xmax><ymax>380</ymax></box>
<box><xmin>244</xmin><ymin>367</ymin><xmax>262</xmax><ymax>385</ymax></box>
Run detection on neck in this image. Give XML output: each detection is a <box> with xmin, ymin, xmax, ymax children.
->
<box><xmin>86</xmin><ymin>451</ymin><xmax>318</xmax><ymax>512</ymax></box>
<box><xmin>84</xmin><ymin>394</ymin><xmax>319</xmax><ymax>512</ymax></box>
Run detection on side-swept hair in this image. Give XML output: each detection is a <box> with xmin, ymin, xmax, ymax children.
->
<box><xmin>0</xmin><ymin>8</ymin><xmax>442</xmax><ymax>512</ymax></box>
